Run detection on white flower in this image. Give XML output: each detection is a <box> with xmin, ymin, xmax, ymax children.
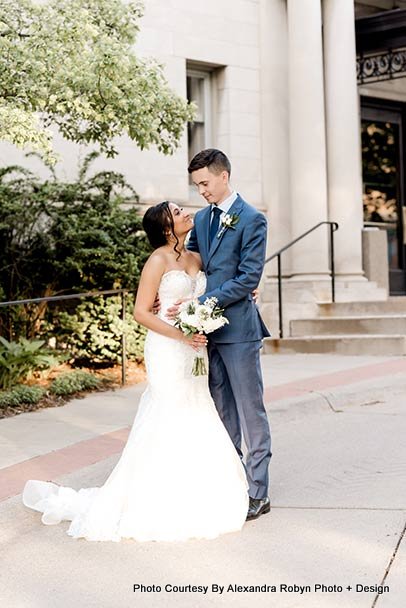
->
<box><xmin>217</xmin><ymin>213</ymin><xmax>240</xmax><ymax>238</ymax></box>
<box><xmin>196</xmin><ymin>304</ymin><xmax>211</xmax><ymax>319</ymax></box>
<box><xmin>221</xmin><ymin>214</ymin><xmax>233</xmax><ymax>227</ymax></box>
<box><xmin>174</xmin><ymin>297</ymin><xmax>228</xmax><ymax>336</ymax></box>
<box><xmin>179</xmin><ymin>311</ymin><xmax>199</xmax><ymax>326</ymax></box>
<box><xmin>203</xmin><ymin>297</ymin><xmax>218</xmax><ymax>309</ymax></box>
<box><xmin>202</xmin><ymin>317</ymin><xmax>229</xmax><ymax>332</ymax></box>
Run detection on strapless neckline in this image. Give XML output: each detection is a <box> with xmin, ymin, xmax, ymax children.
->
<box><xmin>162</xmin><ymin>269</ymin><xmax>205</xmax><ymax>281</ymax></box>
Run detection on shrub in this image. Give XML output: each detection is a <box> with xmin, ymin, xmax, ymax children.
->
<box><xmin>50</xmin><ymin>294</ymin><xmax>146</xmax><ymax>366</ymax></box>
<box><xmin>50</xmin><ymin>371</ymin><xmax>101</xmax><ymax>396</ymax></box>
<box><xmin>0</xmin><ymin>385</ymin><xmax>46</xmax><ymax>409</ymax></box>
<box><xmin>0</xmin><ymin>337</ymin><xmax>59</xmax><ymax>390</ymax></box>
<box><xmin>0</xmin><ymin>155</ymin><xmax>152</xmax><ymax>340</ymax></box>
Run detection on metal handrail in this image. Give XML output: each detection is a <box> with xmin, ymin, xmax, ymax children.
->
<box><xmin>0</xmin><ymin>288</ymin><xmax>130</xmax><ymax>307</ymax></box>
<box><xmin>264</xmin><ymin>221</ymin><xmax>339</xmax><ymax>338</ymax></box>
<box><xmin>0</xmin><ymin>288</ymin><xmax>134</xmax><ymax>385</ymax></box>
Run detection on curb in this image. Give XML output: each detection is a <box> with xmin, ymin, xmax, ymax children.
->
<box><xmin>266</xmin><ymin>372</ymin><xmax>406</xmax><ymax>415</ymax></box>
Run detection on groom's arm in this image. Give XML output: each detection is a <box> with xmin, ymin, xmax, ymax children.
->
<box><xmin>198</xmin><ymin>214</ymin><xmax>267</xmax><ymax>308</ymax></box>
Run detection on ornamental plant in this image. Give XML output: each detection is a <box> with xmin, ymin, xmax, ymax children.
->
<box><xmin>0</xmin><ymin>154</ymin><xmax>152</xmax><ymax>340</ymax></box>
<box><xmin>0</xmin><ymin>384</ymin><xmax>46</xmax><ymax>411</ymax></box>
<box><xmin>49</xmin><ymin>295</ymin><xmax>147</xmax><ymax>366</ymax></box>
<box><xmin>49</xmin><ymin>371</ymin><xmax>101</xmax><ymax>396</ymax></box>
<box><xmin>0</xmin><ymin>336</ymin><xmax>59</xmax><ymax>389</ymax></box>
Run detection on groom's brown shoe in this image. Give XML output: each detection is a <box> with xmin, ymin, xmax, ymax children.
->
<box><xmin>246</xmin><ymin>496</ymin><xmax>270</xmax><ymax>521</ymax></box>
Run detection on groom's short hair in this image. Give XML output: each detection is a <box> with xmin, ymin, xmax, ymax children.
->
<box><xmin>188</xmin><ymin>149</ymin><xmax>231</xmax><ymax>177</ymax></box>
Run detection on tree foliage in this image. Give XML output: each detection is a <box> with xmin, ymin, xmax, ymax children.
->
<box><xmin>0</xmin><ymin>0</ymin><xmax>194</xmax><ymax>161</ymax></box>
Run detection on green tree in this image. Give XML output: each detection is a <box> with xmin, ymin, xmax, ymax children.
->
<box><xmin>0</xmin><ymin>0</ymin><xmax>194</xmax><ymax>161</ymax></box>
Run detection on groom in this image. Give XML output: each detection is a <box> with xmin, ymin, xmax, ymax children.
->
<box><xmin>186</xmin><ymin>148</ymin><xmax>272</xmax><ymax>520</ymax></box>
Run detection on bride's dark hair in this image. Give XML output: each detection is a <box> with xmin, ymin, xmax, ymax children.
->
<box><xmin>142</xmin><ymin>201</ymin><xmax>182</xmax><ymax>260</ymax></box>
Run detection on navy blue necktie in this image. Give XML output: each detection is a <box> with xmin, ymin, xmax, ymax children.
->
<box><xmin>209</xmin><ymin>206</ymin><xmax>222</xmax><ymax>245</ymax></box>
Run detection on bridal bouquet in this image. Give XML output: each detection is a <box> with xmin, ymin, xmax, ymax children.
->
<box><xmin>174</xmin><ymin>297</ymin><xmax>229</xmax><ymax>376</ymax></box>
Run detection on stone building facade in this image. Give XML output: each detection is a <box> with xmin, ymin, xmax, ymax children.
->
<box><xmin>2</xmin><ymin>0</ymin><xmax>406</xmax><ymax>336</ymax></box>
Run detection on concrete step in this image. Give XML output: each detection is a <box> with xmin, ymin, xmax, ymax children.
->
<box><xmin>317</xmin><ymin>297</ymin><xmax>406</xmax><ymax>317</ymax></box>
<box><xmin>290</xmin><ymin>315</ymin><xmax>406</xmax><ymax>336</ymax></box>
<box><xmin>264</xmin><ymin>335</ymin><xmax>406</xmax><ymax>356</ymax></box>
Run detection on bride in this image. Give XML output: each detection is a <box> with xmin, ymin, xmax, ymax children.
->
<box><xmin>23</xmin><ymin>201</ymin><xmax>249</xmax><ymax>542</ymax></box>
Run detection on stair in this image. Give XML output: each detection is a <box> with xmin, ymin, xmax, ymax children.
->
<box><xmin>263</xmin><ymin>298</ymin><xmax>406</xmax><ymax>355</ymax></box>
<box><xmin>290</xmin><ymin>315</ymin><xmax>406</xmax><ymax>335</ymax></box>
<box><xmin>317</xmin><ymin>298</ymin><xmax>406</xmax><ymax>316</ymax></box>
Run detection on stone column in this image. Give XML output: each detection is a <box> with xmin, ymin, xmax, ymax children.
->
<box><xmin>323</xmin><ymin>0</ymin><xmax>365</xmax><ymax>277</ymax></box>
<box><xmin>287</xmin><ymin>0</ymin><xmax>330</xmax><ymax>276</ymax></box>
<box><xmin>259</xmin><ymin>0</ymin><xmax>291</xmax><ymax>276</ymax></box>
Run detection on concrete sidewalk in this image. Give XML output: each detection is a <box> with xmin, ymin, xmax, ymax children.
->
<box><xmin>1</xmin><ymin>354</ymin><xmax>406</xmax><ymax>608</ymax></box>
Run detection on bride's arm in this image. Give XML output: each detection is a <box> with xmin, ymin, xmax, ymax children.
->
<box><xmin>133</xmin><ymin>255</ymin><xmax>206</xmax><ymax>349</ymax></box>
<box><xmin>134</xmin><ymin>255</ymin><xmax>183</xmax><ymax>340</ymax></box>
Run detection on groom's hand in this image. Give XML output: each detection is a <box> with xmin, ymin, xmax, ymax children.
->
<box><xmin>166</xmin><ymin>298</ymin><xmax>191</xmax><ymax>320</ymax></box>
<box><xmin>152</xmin><ymin>294</ymin><xmax>161</xmax><ymax>315</ymax></box>
<box><xmin>252</xmin><ymin>288</ymin><xmax>259</xmax><ymax>304</ymax></box>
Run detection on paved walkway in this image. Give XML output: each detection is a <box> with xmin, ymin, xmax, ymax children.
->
<box><xmin>1</xmin><ymin>353</ymin><xmax>405</xmax><ymax>608</ymax></box>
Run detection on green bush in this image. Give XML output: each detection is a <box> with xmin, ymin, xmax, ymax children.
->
<box><xmin>50</xmin><ymin>371</ymin><xmax>101</xmax><ymax>396</ymax></box>
<box><xmin>0</xmin><ymin>154</ymin><xmax>152</xmax><ymax>340</ymax></box>
<box><xmin>50</xmin><ymin>294</ymin><xmax>146</xmax><ymax>366</ymax></box>
<box><xmin>0</xmin><ymin>385</ymin><xmax>46</xmax><ymax>408</ymax></box>
<box><xmin>0</xmin><ymin>337</ymin><xmax>59</xmax><ymax>390</ymax></box>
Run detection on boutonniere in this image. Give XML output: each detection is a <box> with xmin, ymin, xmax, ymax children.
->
<box><xmin>217</xmin><ymin>213</ymin><xmax>240</xmax><ymax>238</ymax></box>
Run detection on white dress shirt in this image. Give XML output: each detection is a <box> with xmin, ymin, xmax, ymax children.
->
<box><xmin>210</xmin><ymin>190</ymin><xmax>238</xmax><ymax>225</ymax></box>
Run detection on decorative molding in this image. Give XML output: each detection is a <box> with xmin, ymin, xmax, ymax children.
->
<box><xmin>357</xmin><ymin>47</ymin><xmax>406</xmax><ymax>84</ymax></box>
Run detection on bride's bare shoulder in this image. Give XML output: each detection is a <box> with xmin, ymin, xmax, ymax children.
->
<box><xmin>142</xmin><ymin>249</ymin><xmax>169</xmax><ymax>275</ymax></box>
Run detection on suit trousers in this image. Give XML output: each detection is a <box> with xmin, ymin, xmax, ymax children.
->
<box><xmin>207</xmin><ymin>340</ymin><xmax>272</xmax><ymax>499</ymax></box>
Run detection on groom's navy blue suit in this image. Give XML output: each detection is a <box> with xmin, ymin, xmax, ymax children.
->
<box><xmin>188</xmin><ymin>194</ymin><xmax>272</xmax><ymax>499</ymax></box>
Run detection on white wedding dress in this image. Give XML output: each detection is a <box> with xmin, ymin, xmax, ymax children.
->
<box><xmin>23</xmin><ymin>270</ymin><xmax>249</xmax><ymax>542</ymax></box>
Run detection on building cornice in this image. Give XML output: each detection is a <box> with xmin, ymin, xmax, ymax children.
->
<box><xmin>356</xmin><ymin>8</ymin><xmax>406</xmax><ymax>54</ymax></box>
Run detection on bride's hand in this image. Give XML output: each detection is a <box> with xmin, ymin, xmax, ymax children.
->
<box><xmin>182</xmin><ymin>332</ymin><xmax>208</xmax><ymax>352</ymax></box>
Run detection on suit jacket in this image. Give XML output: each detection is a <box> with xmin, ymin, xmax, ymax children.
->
<box><xmin>187</xmin><ymin>194</ymin><xmax>270</xmax><ymax>343</ymax></box>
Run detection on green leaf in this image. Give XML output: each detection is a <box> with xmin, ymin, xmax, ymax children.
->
<box><xmin>0</xmin><ymin>0</ymin><xmax>195</xmax><ymax>157</ymax></box>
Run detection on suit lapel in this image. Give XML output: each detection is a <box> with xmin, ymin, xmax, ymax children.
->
<box><xmin>207</xmin><ymin>196</ymin><xmax>245</xmax><ymax>263</ymax></box>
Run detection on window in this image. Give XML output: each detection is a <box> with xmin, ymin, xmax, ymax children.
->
<box><xmin>186</xmin><ymin>68</ymin><xmax>213</xmax><ymax>163</ymax></box>
<box><xmin>361</xmin><ymin>97</ymin><xmax>406</xmax><ymax>294</ymax></box>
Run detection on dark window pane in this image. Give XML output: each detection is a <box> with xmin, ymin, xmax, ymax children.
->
<box><xmin>362</xmin><ymin>119</ymin><xmax>400</xmax><ymax>270</ymax></box>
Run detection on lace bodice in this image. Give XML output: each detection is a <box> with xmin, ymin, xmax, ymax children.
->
<box><xmin>158</xmin><ymin>270</ymin><xmax>206</xmax><ymax>321</ymax></box>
